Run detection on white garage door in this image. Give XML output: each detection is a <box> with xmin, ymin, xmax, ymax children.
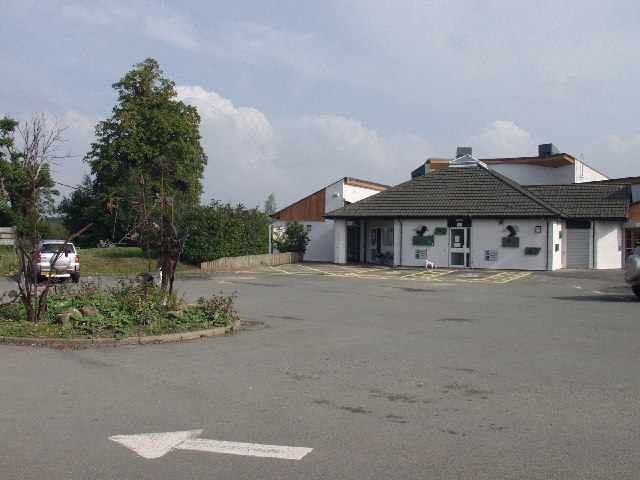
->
<box><xmin>566</xmin><ymin>228</ymin><xmax>590</xmax><ymax>269</ymax></box>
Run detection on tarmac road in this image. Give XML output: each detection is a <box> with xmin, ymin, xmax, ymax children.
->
<box><xmin>0</xmin><ymin>267</ymin><xmax>638</xmax><ymax>479</ymax></box>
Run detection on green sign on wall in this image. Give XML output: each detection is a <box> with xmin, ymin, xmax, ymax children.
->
<box><xmin>502</xmin><ymin>237</ymin><xmax>520</xmax><ymax>248</ymax></box>
<box><xmin>413</xmin><ymin>235</ymin><xmax>434</xmax><ymax>246</ymax></box>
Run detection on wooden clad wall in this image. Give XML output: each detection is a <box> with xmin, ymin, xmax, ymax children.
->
<box><xmin>629</xmin><ymin>203</ymin><xmax>640</xmax><ymax>222</ymax></box>
<box><xmin>271</xmin><ymin>189</ymin><xmax>326</xmax><ymax>221</ymax></box>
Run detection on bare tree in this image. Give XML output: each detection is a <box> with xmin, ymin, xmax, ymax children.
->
<box><xmin>0</xmin><ymin>114</ymin><xmax>73</xmax><ymax>321</ymax></box>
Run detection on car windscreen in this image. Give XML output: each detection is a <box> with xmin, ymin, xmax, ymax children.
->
<box><xmin>41</xmin><ymin>244</ymin><xmax>75</xmax><ymax>254</ymax></box>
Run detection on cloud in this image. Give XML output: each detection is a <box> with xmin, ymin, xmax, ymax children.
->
<box><xmin>211</xmin><ymin>21</ymin><xmax>333</xmax><ymax>78</ymax></box>
<box><xmin>176</xmin><ymin>86</ymin><xmax>430</xmax><ymax>207</ymax></box>
<box><xmin>585</xmin><ymin>133</ymin><xmax>640</xmax><ymax>178</ymax></box>
<box><xmin>46</xmin><ymin>110</ymin><xmax>99</xmax><ymax>195</ymax></box>
<box><xmin>60</xmin><ymin>0</ymin><xmax>200</xmax><ymax>50</ymax></box>
<box><xmin>176</xmin><ymin>85</ymin><xmax>282</xmax><ymax>206</ymax></box>
<box><xmin>468</xmin><ymin>121</ymin><xmax>539</xmax><ymax>158</ymax></box>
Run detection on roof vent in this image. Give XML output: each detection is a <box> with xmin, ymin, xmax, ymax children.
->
<box><xmin>538</xmin><ymin>143</ymin><xmax>559</xmax><ymax>157</ymax></box>
<box><xmin>456</xmin><ymin>147</ymin><xmax>472</xmax><ymax>158</ymax></box>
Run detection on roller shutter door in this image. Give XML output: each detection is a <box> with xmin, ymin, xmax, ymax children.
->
<box><xmin>566</xmin><ymin>228</ymin><xmax>590</xmax><ymax>268</ymax></box>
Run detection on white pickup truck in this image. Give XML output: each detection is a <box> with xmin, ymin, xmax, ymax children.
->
<box><xmin>31</xmin><ymin>239</ymin><xmax>80</xmax><ymax>283</ymax></box>
<box><xmin>625</xmin><ymin>246</ymin><xmax>640</xmax><ymax>298</ymax></box>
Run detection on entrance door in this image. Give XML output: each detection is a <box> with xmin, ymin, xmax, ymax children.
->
<box><xmin>347</xmin><ymin>222</ymin><xmax>361</xmax><ymax>262</ymax></box>
<box><xmin>450</xmin><ymin>227</ymin><xmax>470</xmax><ymax>267</ymax></box>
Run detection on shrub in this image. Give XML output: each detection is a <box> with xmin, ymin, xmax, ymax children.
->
<box><xmin>275</xmin><ymin>221</ymin><xmax>310</xmax><ymax>254</ymax></box>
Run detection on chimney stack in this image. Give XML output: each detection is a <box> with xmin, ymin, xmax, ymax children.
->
<box><xmin>456</xmin><ymin>147</ymin><xmax>472</xmax><ymax>158</ymax></box>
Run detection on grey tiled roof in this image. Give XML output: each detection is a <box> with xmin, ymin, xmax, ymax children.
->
<box><xmin>524</xmin><ymin>184</ymin><xmax>630</xmax><ymax>220</ymax></box>
<box><xmin>326</xmin><ymin>165</ymin><xmax>565</xmax><ymax>219</ymax></box>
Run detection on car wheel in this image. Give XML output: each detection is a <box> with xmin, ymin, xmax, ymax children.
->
<box><xmin>632</xmin><ymin>285</ymin><xmax>640</xmax><ymax>298</ymax></box>
<box><xmin>71</xmin><ymin>273</ymin><xmax>80</xmax><ymax>284</ymax></box>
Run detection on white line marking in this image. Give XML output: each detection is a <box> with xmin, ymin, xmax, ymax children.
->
<box><xmin>592</xmin><ymin>290</ymin><xmax>604</xmax><ymax>294</ymax></box>
<box><xmin>109</xmin><ymin>430</ymin><xmax>312</xmax><ymax>460</ymax></box>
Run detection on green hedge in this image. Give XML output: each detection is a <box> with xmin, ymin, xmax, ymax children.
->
<box><xmin>182</xmin><ymin>202</ymin><xmax>269</xmax><ymax>264</ymax></box>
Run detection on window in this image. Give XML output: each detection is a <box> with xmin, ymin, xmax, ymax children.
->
<box><xmin>382</xmin><ymin>227</ymin><xmax>394</xmax><ymax>247</ymax></box>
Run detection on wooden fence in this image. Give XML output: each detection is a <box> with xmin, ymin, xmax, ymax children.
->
<box><xmin>199</xmin><ymin>252</ymin><xmax>303</xmax><ymax>271</ymax></box>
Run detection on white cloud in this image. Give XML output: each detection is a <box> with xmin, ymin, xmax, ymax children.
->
<box><xmin>48</xmin><ymin>110</ymin><xmax>99</xmax><ymax>195</ymax></box>
<box><xmin>176</xmin><ymin>86</ymin><xmax>429</xmax><ymax>207</ymax></box>
<box><xmin>468</xmin><ymin>121</ymin><xmax>539</xmax><ymax>158</ymax></box>
<box><xmin>60</xmin><ymin>0</ymin><xmax>200</xmax><ymax>50</ymax></box>
<box><xmin>585</xmin><ymin>133</ymin><xmax>640</xmax><ymax>178</ymax></box>
<box><xmin>176</xmin><ymin>85</ymin><xmax>282</xmax><ymax>206</ymax></box>
<box><xmin>212</xmin><ymin>21</ymin><xmax>333</xmax><ymax>77</ymax></box>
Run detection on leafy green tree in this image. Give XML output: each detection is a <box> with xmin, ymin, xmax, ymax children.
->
<box><xmin>81</xmin><ymin>58</ymin><xmax>207</xmax><ymax>244</ymax></box>
<box><xmin>58</xmin><ymin>174</ymin><xmax>101</xmax><ymax>247</ymax></box>
<box><xmin>275</xmin><ymin>221</ymin><xmax>310</xmax><ymax>254</ymax></box>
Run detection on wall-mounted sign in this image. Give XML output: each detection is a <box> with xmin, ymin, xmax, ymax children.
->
<box><xmin>525</xmin><ymin>247</ymin><xmax>541</xmax><ymax>255</ymax></box>
<box><xmin>434</xmin><ymin>227</ymin><xmax>448</xmax><ymax>235</ymax></box>
<box><xmin>502</xmin><ymin>237</ymin><xmax>520</xmax><ymax>248</ymax></box>
<box><xmin>413</xmin><ymin>235</ymin><xmax>434</xmax><ymax>246</ymax></box>
<box><xmin>485</xmin><ymin>250</ymin><xmax>498</xmax><ymax>261</ymax></box>
<box><xmin>415</xmin><ymin>249</ymin><xmax>427</xmax><ymax>259</ymax></box>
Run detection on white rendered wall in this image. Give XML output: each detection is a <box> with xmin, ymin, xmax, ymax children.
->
<box><xmin>594</xmin><ymin>221</ymin><xmax>623</xmax><ymax>269</ymax></box>
<box><xmin>574</xmin><ymin>161</ymin><xmax>608</xmax><ymax>183</ymax></box>
<box><xmin>489</xmin><ymin>164</ymin><xmax>575</xmax><ymax>185</ymax></box>
<box><xmin>343</xmin><ymin>184</ymin><xmax>383</xmax><ymax>203</ymax></box>
<box><xmin>398</xmin><ymin>220</ymin><xmax>450</xmax><ymax>267</ymax></box>
<box><xmin>271</xmin><ymin>220</ymin><xmax>334</xmax><ymax>262</ymax></box>
<box><xmin>470</xmin><ymin>219</ymin><xmax>549</xmax><ymax>270</ymax></box>
<box><xmin>333</xmin><ymin>219</ymin><xmax>347</xmax><ymax>264</ymax></box>
<box><xmin>325</xmin><ymin>180</ymin><xmax>382</xmax><ymax>213</ymax></box>
<box><xmin>302</xmin><ymin>220</ymin><xmax>335</xmax><ymax>262</ymax></box>
<box><xmin>325</xmin><ymin>180</ymin><xmax>346</xmax><ymax>213</ymax></box>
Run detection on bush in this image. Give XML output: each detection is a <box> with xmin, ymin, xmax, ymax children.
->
<box><xmin>275</xmin><ymin>221</ymin><xmax>310</xmax><ymax>254</ymax></box>
<box><xmin>182</xmin><ymin>201</ymin><xmax>269</xmax><ymax>263</ymax></box>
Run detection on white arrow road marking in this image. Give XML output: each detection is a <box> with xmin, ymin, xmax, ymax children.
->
<box><xmin>109</xmin><ymin>430</ymin><xmax>313</xmax><ymax>460</ymax></box>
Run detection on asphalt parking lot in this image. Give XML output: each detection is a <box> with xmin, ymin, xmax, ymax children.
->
<box><xmin>0</xmin><ymin>266</ymin><xmax>638</xmax><ymax>480</ymax></box>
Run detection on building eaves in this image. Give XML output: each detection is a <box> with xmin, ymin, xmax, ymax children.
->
<box><xmin>326</xmin><ymin>165</ymin><xmax>564</xmax><ymax>220</ymax></box>
<box><xmin>524</xmin><ymin>184</ymin><xmax>630</xmax><ymax>220</ymax></box>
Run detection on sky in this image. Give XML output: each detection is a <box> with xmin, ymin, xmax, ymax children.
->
<box><xmin>2</xmin><ymin>0</ymin><xmax>640</xmax><ymax>211</ymax></box>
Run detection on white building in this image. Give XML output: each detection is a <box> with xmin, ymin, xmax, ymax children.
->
<box><xmin>412</xmin><ymin>144</ymin><xmax>608</xmax><ymax>185</ymax></box>
<box><xmin>270</xmin><ymin>178</ymin><xmax>388</xmax><ymax>262</ymax></box>
<box><xmin>326</xmin><ymin>157</ymin><xmax>630</xmax><ymax>270</ymax></box>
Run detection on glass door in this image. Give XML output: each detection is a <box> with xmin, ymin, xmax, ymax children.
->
<box><xmin>450</xmin><ymin>227</ymin><xmax>470</xmax><ymax>267</ymax></box>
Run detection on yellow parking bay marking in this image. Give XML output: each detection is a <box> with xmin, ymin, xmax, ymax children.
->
<box><xmin>257</xmin><ymin>265</ymin><xmax>531</xmax><ymax>283</ymax></box>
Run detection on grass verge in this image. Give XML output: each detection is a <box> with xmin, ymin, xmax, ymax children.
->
<box><xmin>0</xmin><ymin>246</ymin><xmax>200</xmax><ymax>277</ymax></box>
